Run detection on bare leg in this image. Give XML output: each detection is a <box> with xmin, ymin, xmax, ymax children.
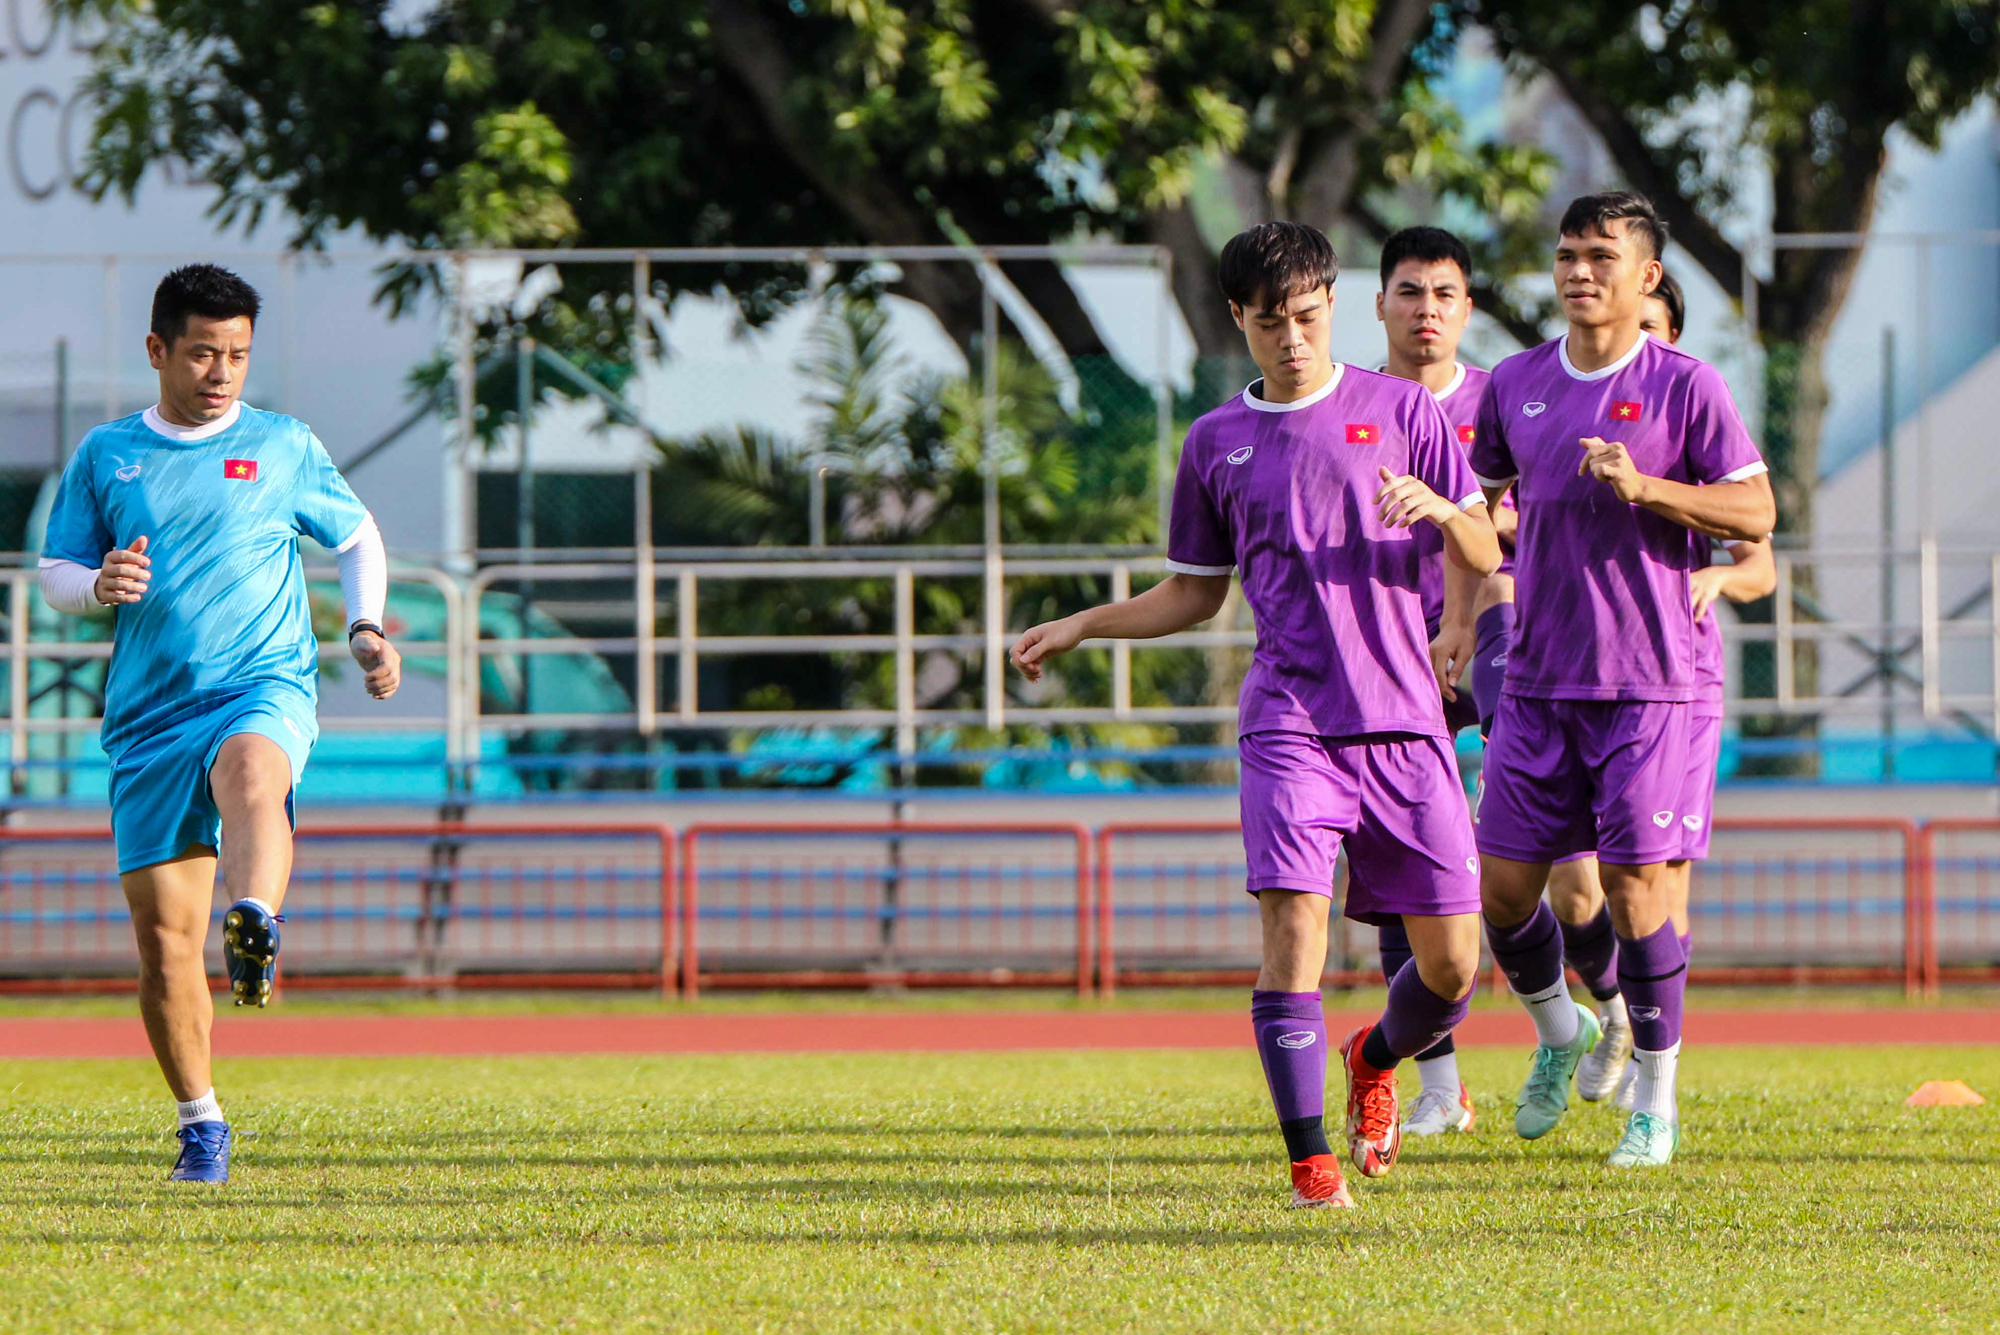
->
<box><xmin>122</xmin><ymin>848</ymin><xmax>220</xmax><ymax>1101</ymax></box>
<box><xmin>1401</xmin><ymin>912</ymin><xmax>1482</xmax><ymax>1003</ymax></box>
<box><xmin>209</xmin><ymin>734</ymin><xmax>296</xmax><ymax>910</ymax></box>
<box><xmin>1545</xmin><ymin>856</ymin><xmax>1605</xmax><ymax>926</ymax></box>
<box><xmin>1257</xmin><ymin>889</ymin><xmax>1331</xmax><ymax>991</ymax></box>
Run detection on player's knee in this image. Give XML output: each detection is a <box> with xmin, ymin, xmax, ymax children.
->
<box><xmin>1418</xmin><ymin>952</ymin><xmax>1480</xmax><ymax>1001</ymax></box>
<box><xmin>209</xmin><ymin>737</ymin><xmax>292</xmax><ymax>813</ymax></box>
<box><xmin>134</xmin><ymin>917</ymin><xmax>205</xmax><ymax>975</ymax></box>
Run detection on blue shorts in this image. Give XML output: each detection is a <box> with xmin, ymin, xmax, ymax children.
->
<box><xmin>108</xmin><ymin>691</ymin><xmax>318</xmax><ymax>874</ymax></box>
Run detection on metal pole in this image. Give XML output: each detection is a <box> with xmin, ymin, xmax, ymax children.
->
<box><xmin>1915</xmin><ymin>239</ymin><xmax>1933</xmax><ymax>540</ymax></box>
<box><xmin>1111</xmin><ymin>563</ymin><xmax>1132</xmax><ymax>718</ymax></box>
<box><xmin>1920</xmin><ymin>536</ymin><xmax>1941</xmax><ymax>720</ymax></box>
<box><xmin>516</xmin><ymin>336</ymin><xmax>535</xmax><ymax>713</ymax></box>
<box><xmin>981</xmin><ymin>269</ymin><xmax>1004</xmax><ymax>732</ymax></box>
<box><xmin>9</xmin><ymin>574</ymin><xmax>28</xmax><ymax>796</ymax></box>
<box><xmin>635</xmin><ymin>466</ymin><xmax>657</xmax><ymax>737</ymax></box>
<box><xmin>1880</xmin><ymin>326</ymin><xmax>1896</xmax><ymax>774</ymax></box>
<box><xmin>894</xmin><ymin>565</ymin><xmax>916</xmax><ymax>762</ymax></box>
<box><xmin>676</xmin><ymin>567</ymin><xmax>698</xmax><ymax>722</ymax></box>
<box><xmin>52</xmin><ymin>337</ymin><xmax>67</xmax><ymax>468</ymax></box>
<box><xmin>1775</xmin><ymin>556</ymin><xmax>1795</xmax><ymax>707</ymax></box>
<box><xmin>449</xmin><ymin>254</ymin><xmax>477</xmax><ymax>578</ymax></box>
<box><xmin>810</xmin><ymin>464</ymin><xmax>828</xmax><ymax>548</ymax></box>
<box><xmin>101</xmin><ymin>255</ymin><xmax>117</xmax><ymax>427</ymax></box>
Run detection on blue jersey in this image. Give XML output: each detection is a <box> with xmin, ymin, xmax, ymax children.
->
<box><xmin>42</xmin><ymin>403</ymin><xmax>368</xmax><ymax>759</ymax></box>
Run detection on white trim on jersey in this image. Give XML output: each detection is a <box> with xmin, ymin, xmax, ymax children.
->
<box><xmin>1716</xmin><ymin>461</ymin><xmax>1770</xmax><ymax>484</ymax></box>
<box><xmin>1163</xmin><ymin>560</ymin><xmax>1234</xmax><ymax>577</ymax></box>
<box><xmin>1556</xmin><ymin>331</ymin><xmax>1649</xmax><ymax>382</ymax></box>
<box><xmin>1239</xmin><ymin>363</ymin><xmax>1346</xmax><ymax>414</ymax></box>
<box><xmin>1370</xmin><ymin>362</ymin><xmax>1466</xmax><ymax>403</ymax></box>
<box><xmin>141</xmin><ymin>401</ymin><xmax>243</xmax><ymax>442</ymax></box>
<box><xmin>1457</xmin><ymin>492</ymin><xmax>1487</xmax><ymax>511</ymax></box>
<box><xmin>1473</xmin><ymin>472</ymin><xmax>1518</xmax><ymax>489</ymax></box>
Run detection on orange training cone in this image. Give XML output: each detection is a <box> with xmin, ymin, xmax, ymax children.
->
<box><xmin>1906</xmin><ymin>1080</ymin><xmax>1987</xmax><ymax>1107</ymax></box>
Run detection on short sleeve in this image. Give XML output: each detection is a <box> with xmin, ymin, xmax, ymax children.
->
<box><xmin>1683</xmin><ymin>364</ymin><xmax>1766</xmax><ymax>485</ymax></box>
<box><xmin>1468</xmin><ymin>379</ymin><xmax>1516</xmax><ymax>486</ymax></box>
<box><xmin>1407</xmin><ymin>393</ymin><xmax>1483</xmax><ymax>511</ymax></box>
<box><xmin>41</xmin><ymin>438</ymin><xmax>111</xmax><ymax>567</ymax></box>
<box><xmin>1164</xmin><ymin>428</ymin><xmax>1233</xmax><ymax>575</ymax></box>
<box><xmin>292</xmin><ymin>430</ymin><xmax>370</xmax><ymax>550</ymax></box>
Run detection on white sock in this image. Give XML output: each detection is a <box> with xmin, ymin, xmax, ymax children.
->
<box><xmin>1513</xmin><ymin>977</ymin><xmax>1580</xmax><ymax>1049</ymax></box>
<box><xmin>239</xmin><ymin>897</ymin><xmax>276</xmax><ymax>917</ymax></box>
<box><xmin>1598</xmin><ymin>992</ymin><xmax>1630</xmax><ymax>1028</ymax></box>
<box><xmin>1631</xmin><ymin>1042</ymin><xmax>1681</xmax><ymax>1120</ymax></box>
<box><xmin>1415</xmin><ymin>1052</ymin><xmax>1460</xmax><ymax>1097</ymax></box>
<box><xmin>176</xmin><ymin>1088</ymin><xmax>222</xmax><ymax>1127</ymax></box>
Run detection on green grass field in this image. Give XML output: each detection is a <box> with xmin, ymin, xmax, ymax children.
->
<box><xmin>3</xmin><ymin>1045</ymin><xmax>1997</xmax><ymax>1333</ymax></box>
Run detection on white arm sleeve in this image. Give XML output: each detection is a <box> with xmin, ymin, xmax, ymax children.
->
<box><xmin>37</xmin><ymin>557</ymin><xmax>103</xmax><ymax>615</ymax></box>
<box><xmin>335</xmin><ymin>512</ymin><xmax>388</xmax><ymax>628</ymax></box>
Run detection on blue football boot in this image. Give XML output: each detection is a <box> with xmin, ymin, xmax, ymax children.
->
<box><xmin>169</xmin><ymin>1120</ymin><xmax>232</xmax><ymax>1182</ymax></box>
<box><xmin>222</xmin><ymin>899</ymin><xmax>282</xmax><ymax>1008</ymax></box>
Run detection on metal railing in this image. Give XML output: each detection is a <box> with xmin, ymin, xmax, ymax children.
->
<box><xmin>5</xmin><ymin>544</ymin><xmax>2000</xmax><ymax>781</ymax></box>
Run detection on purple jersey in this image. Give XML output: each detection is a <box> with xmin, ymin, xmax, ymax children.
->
<box><xmin>1692</xmin><ymin>540</ymin><xmax>1726</xmax><ymax>717</ymax></box>
<box><xmin>1169</xmin><ymin>364</ymin><xmax>1485</xmax><ymax>738</ymax></box>
<box><xmin>1412</xmin><ymin>364</ymin><xmax>1490</xmax><ymax>632</ymax></box>
<box><xmin>1468</xmin><ymin>333</ymin><xmax>1764</xmax><ymax>702</ymax></box>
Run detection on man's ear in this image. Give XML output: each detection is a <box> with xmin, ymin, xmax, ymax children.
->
<box><xmin>1229</xmin><ymin>300</ymin><xmax>1246</xmax><ymax>333</ymax></box>
<box><xmin>145</xmin><ymin>333</ymin><xmax>168</xmax><ymax>370</ymax></box>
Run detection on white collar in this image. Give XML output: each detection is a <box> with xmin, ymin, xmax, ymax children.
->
<box><xmin>142</xmin><ymin>400</ymin><xmax>244</xmax><ymax>442</ymax></box>
<box><xmin>1241</xmin><ymin>362</ymin><xmax>1346</xmax><ymax>414</ymax></box>
<box><xmin>1372</xmin><ymin>361</ymin><xmax>1466</xmax><ymax>402</ymax></box>
<box><xmin>1558</xmin><ymin>330</ymin><xmax>1649</xmax><ymax>382</ymax></box>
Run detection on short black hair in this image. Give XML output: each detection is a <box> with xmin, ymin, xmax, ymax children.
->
<box><xmin>1558</xmin><ymin>190</ymin><xmax>1668</xmax><ymax>262</ymax></box>
<box><xmin>1218</xmin><ymin>222</ymin><xmax>1339</xmax><ymax>313</ymax></box>
<box><xmin>150</xmin><ymin>264</ymin><xmax>261</xmax><ymax>345</ymax></box>
<box><xmin>1647</xmin><ymin>267</ymin><xmax>1686</xmax><ymax>339</ymax></box>
<box><xmin>1378</xmin><ymin>226</ymin><xmax>1472</xmax><ymax>288</ymax></box>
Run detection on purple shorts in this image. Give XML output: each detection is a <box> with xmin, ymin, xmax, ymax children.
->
<box><xmin>1471</xmin><ymin>603</ymin><xmax>1514</xmax><ymax>737</ymax></box>
<box><xmin>1679</xmin><ymin>711</ymin><xmax>1723</xmax><ymax>860</ymax></box>
<box><xmin>1239</xmin><ymin>730</ymin><xmax>1481</xmax><ymax>925</ymax></box>
<box><xmin>1476</xmin><ymin>696</ymin><xmax>1693</xmax><ymax>865</ymax></box>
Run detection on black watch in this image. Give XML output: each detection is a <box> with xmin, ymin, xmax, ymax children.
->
<box><xmin>348</xmin><ymin>619</ymin><xmax>384</xmax><ymax>640</ymax></box>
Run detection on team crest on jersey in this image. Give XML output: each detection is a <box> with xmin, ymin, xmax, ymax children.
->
<box><xmin>1227</xmin><ymin>446</ymin><xmax>1254</xmax><ymax>465</ymax></box>
<box><xmin>115</xmin><ymin>464</ymin><xmax>141</xmax><ymax>481</ymax></box>
<box><xmin>1344</xmin><ymin>423</ymin><xmax>1379</xmax><ymax>444</ymax></box>
<box><xmin>1522</xmin><ymin>402</ymin><xmax>1546</xmax><ymax>417</ymax></box>
<box><xmin>1457</xmin><ymin>424</ymin><xmax>1476</xmax><ymax>444</ymax></box>
<box><xmin>224</xmin><ymin>458</ymin><xmax>258</xmax><ymax>481</ymax></box>
<box><xmin>1652</xmin><ymin>810</ymin><xmax>1675</xmax><ymax>827</ymax></box>
<box><xmin>1610</xmin><ymin>400</ymin><xmax>1644</xmax><ymax>422</ymax></box>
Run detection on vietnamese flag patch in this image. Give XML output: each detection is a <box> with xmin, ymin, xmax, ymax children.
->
<box><xmin>1457</xmin><ymin>424</ymin><xmax>1476</xmax><ymax>444</ymax></box>
<box><xmin>1609</xmin><ymin>400</ymin><xmax>1643</xmax><ymax>423</ymax></box>
<box><xmin>224</xmin><ymin>458</ymin><xmax>258</xmax><ymax>481</ymax></box>
<box><xmin>1345</xmin><ymin>423</ymin><xmax>1379</xmax><ymax>444</ymax></box>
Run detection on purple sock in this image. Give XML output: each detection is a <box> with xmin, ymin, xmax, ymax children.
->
<box><xmin>1559</xmin><ymin>904</ymin><xmax>1622</xmax><ymax>1001</ymax></box>
<box><xmin>1250</xmin><ymin>990</ymin><xmax>1326</xmax><ymax>1124</ymax></box>
<box><xmin>1484</xmin><ymin>900</ymin><xmax>1566</xmax><ymax>995</ymax></box>
<box><xmin>1376</xmin><ymin>960</ymin><xmax>1471</xmax><ymax>1062</ymax></box>
<box><xmin>1377</xmin><ymin>922</ymin><xmax>1455</xmax><ymax>1060</ymax></box>
<box><xmin>1615</xmin><ymin>922</ymin><xmax>1688</xmax><ymax>1051</ymax></box>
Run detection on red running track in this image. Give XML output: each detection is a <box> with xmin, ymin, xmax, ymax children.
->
<box><xmin>0</xmin><ymin>1008</ymin><xmax>1981</xmax><ymax>1059</ymax></box>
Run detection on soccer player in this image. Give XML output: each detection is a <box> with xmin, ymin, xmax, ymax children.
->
<box><xmin>1368</xmin><ymin>225</ymin><xmax>1489</xmax><ymax>1137</ymax></box>
<box><xmin>1012</xmin><ymin>223</ymin><xmax>1499</xmax><ymax>1208</ymax></box>
<box><xmin>1467</xmin><ymin>193</ymin><xmax>1774</xmax><ymax>1167</ymax></box>
<box><xmin>38</xmin><ymin>265</ymin><xmax>400</xmax><ymax>1183</ymax></box>
<box><xmin>1554</xmin><ymin>271</ymin><xmax>1777</xmax><ymax>1106</ymax></box>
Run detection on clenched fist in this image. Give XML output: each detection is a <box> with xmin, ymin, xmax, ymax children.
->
<box><xmin>95</xmin><ymin>535</ymin><xmax>151</xmax><ymax>605</ymax></box>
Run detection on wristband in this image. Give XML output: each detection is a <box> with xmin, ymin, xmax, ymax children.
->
<box><xmin>347</xmin><ymin>620</ymin><xmax>384</xmax><ymax>640</ymax></box>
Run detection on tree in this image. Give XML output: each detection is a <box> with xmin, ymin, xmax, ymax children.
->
<box><xmin>1479</xmin><ymin>1</ymin><xmax>2000</xmax><ymax>770</ymax></box>
<box><xmin>1479</xmin><ymin>0</ymin><xmax>2000</xmax><ymax>537</ymax></box>
<box><xmin>56</xmin><ymin>0</ymin><xmax>1550</xmax><ymax>370</ymax></box>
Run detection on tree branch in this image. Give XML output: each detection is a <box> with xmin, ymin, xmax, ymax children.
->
<box><xmin>1537</xmin><ymin>62</ymin><xmax>1757</xmax><ymax>308</ymax></box>
<box><xmin>1147</xmin><ymin>202</ymin><xmax>1240</xmax><ymax>358</ymax></box>
<box><xmin>705</xmin><ymin>0</ymin><xmax>991</xmax><ymax>350</ymax></box>
<box><xmin>1290</xmin><ymin>0</ymin><xmax>1432</xmax><ymax>225</ymax></box>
